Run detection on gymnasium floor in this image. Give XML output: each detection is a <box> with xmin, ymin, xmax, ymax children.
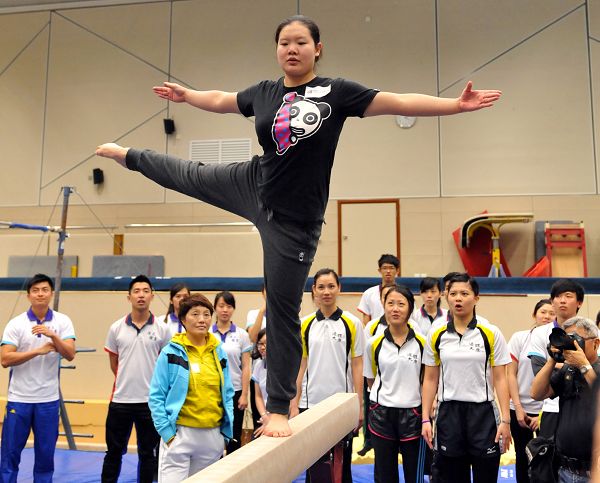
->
<box><xmin>17</xmin><ymin>447</ymin><xmax>518</xmax><ymax>482</ymax></box>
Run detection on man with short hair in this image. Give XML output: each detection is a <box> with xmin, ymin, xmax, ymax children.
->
<box><xmin>0</xmin><ymin>273</ymin><xmax>76</xmax><ymax>483</ymax></box>
<box><xmin>101</xmin><ymin>275</ymin><xmax>171</xmax><ymax>483</ymax></box>
<box><xmin>527</xmin><ymin>278</ymin><xmax>585</xmax><ymax>438</ymax></box>
<box><xmin>531</xmin><ymin>316</ymin><xmax>599</xmax><ymax>482</ymax></box>
<box><xmin>357</xmin><ymin>254</ymin><xmax>399</xmax><ymax>326</ymax></box>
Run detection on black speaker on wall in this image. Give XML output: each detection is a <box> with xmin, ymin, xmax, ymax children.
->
<box><xmin>163</xmin><ymin>118</ymin><xmax>176</xmax><ymax>134</ymax></box>
<box><xmin>93</xmin><ymin>168</ymin><xmax>104</xmax><ymax>185</ymax></box>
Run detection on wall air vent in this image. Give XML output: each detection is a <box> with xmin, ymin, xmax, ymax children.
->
<box><xmin>189</xmin><ymin>138</ymin><xmax>252</xmax><ymax>164</ymax></box>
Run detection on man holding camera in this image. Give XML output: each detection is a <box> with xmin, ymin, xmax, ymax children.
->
<box><xmin>531</xmin><ymin>316</ymin><xmax>600</xmax><ymax>482</ymax></box>
<box><xmin>527</xmin><ymin>279</ymin><xmax>585</xmax><ymax>438</ymax></box>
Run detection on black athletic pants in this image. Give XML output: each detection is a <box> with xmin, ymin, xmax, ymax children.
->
<box><xmin>371</xmin><ymin>435</ymin><xmax>424</xmax><ymax>483</ymax></box>
<box><xmin>101</xmin><ymin>402</ymin><xmax>159</xmax><ymax>483</ymax></box>
<box><xmin>127</xmin><ymin>150</ymin><xmax>322</xmax><ymax>415</ymax></box>
<box><xmin>510</xmin><ymin>408</ymin><xmax>537</xmax><ymax>483</ymax></box>
<box><xmin>432</xmin><ymin>453</ymin><xmax>500</xmax><ymax>483</ymax></box>
<box><xmin>227</xmin><ymin>390</ymin><xmax>244</xmax><ymax>453</ymax></box>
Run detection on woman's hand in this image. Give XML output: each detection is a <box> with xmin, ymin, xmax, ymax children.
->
<box><xmin>458</xmin><ymin>81</ymin><xmax>502</xmax><ymax>112</ymax></box>
<box><xmin>95</xmin><ymin>143</ymin><xmax>129</xmax><ymax>167</ymax></box>
<box><xmin>253</xmin><ymin>413</ymin><xmax>271</xmax><ymax>437</ymax></box>
<box><xmin>515</xmin><ymin>405</ymin><xmax>529</xmax><ymax>429</ymax></box>
<box><xmin>289</xmin><ymin>400</ymin><xmax>299</xmax><ymax>419</ymax></box>
<box><xmin>422</xmin><ymin>421</ymin><xmax>434</xmax><ymax>449</ymax></box>
<box><xmin>355</xmin><ymin>409</ymin><xmax>364</xmax><ymax>434</ymax></box>
<box><xmin>528</xmin><ymin>415</ymin><xmax>540</xmax><ymax>432</ymax></box>
<box><xmin>495</xmin><ymin>421</ymin><xmax>512</xmax><ymax>453</ymax></box>
<box><xmin>238</xmin><ymin>394</ymin><xmax>248</xmax><ymax>410</ymax></box>
<box><xmin>153</xmin><ymin>82</ymin><xmax>188</xmax><ymax>103</ymax></box>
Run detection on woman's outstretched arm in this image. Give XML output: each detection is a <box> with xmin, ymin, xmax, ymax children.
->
<box><xmin>364</xmin><ymin>81</ymin><xmax>501</xmax><ymax>117</ymax></box>
<box><xmin>153</xmin><ymin>81</ymin><xmax>241</xmax><ymax>114</ymax></box>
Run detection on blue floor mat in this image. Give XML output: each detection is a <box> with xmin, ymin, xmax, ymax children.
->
<box><xmin>15</xmin><ymin>448</ymin><xmax>517</xmax><ymax>482</ymax></box>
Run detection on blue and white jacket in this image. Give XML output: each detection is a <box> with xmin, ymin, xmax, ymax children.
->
<box><xmin>149</xmin><ymin>332</ymin><xmax>234</xmax><ymax>443</ymax></box>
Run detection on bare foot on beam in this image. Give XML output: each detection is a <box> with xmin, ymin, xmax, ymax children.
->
<box><xmin>263</xmin><ymin>413</ymin><xmax>292</xmax><ymax>437</ymax></box>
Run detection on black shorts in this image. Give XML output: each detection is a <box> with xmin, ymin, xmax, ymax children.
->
<box><xmin>435</xmin><ymin>400</ymin><xmax>499</xmax><ymax>458</ymax></box>
<box><xmin>368</xmin><ymin>403</ymin><xmax>422</xmax><ymax>441</ymax></box>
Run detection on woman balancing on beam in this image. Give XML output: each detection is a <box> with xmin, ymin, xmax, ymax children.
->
<box><xmin>96</xmin><ymin>15</ymin><xmax>501</xmax><ymax>438</ymax></box>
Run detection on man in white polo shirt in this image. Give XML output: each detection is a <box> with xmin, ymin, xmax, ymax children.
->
<box><xmin>357</xmin><ymin>254</ymin><xmax>400</xmax><ymax>326</ymax></box>
<box><xmin>0</xmin><ymin>273</ymin><xmax>76</xmax><ymax>483</ymax></box>
<box><xmin>101</xmin><ymin>275</ymin><xmax>170</xmax><ymax>483</ymax></box>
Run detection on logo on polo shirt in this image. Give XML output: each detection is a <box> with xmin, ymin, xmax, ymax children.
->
<box><xmin>332</xmin><ymin>331</ymin><xmax>344</xmax><ymax>343</ymax></box>
<box><xmin>407</xmin><ymin>353</ymin><xmax>419</xmax><ymax>364</ymax></box>
<box><xmin>468</xmin><ymin>341</ymin><xmax>484</xmax><ymax>353</ymax></box>
<box><xmin>147</xmin><ymin>331</ymin><xmax>158</xmax><ymax>341</ymax></box>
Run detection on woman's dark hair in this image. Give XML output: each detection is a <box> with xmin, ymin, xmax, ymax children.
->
<box><xmin>166</xmin><ymin>282</ymin><xmax>190</xmax><ymax>318</ymax></box>
<box><xmin>533</xmin><ymin>298</ymin><xmax>552</xmax><ymax>317</ymax></box>
<box><xmin>252</xmin><ymin>329</ymin><xmax>267</xmax><ymax>360</ymax></box>
<box><xmin>275</xmin><ymin>15</ymin><xmax>322</xmax><ymax>63</ymax></box>
<box><xmin>312</xmin><ymin>268</ymin><xmax>340</xmax><ymax>286</ymax></box>
<box><xmin>383</xmin><ymin>284</ymin><xmax>415</xmax><ymax>322</ymax></box>
<box><xmin>420</xmin><ymin>277</ymin><xmax>442</xmax><ymax>293</ymax></box>
<box><xmin>446</xmin><ymin>273</ymin><xmax>480</xmax><ymax>296</ymax></box>
<box><xmin>214</xmin><ymin>291</ymin><xmax>236</xmax><ymax>310</ymax></box>
<box><xmin>178</xmin><ymin>293</ymin><xmax>214</xmax><ymax>323</ymax></box>
<box><xmin>420</xmin><ymin>276</ymin><xmax>442</xmax><ymax>307</ymax></box>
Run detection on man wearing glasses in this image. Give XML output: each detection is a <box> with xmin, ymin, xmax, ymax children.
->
<box><xmin>531</xmin><ymin>316</ymin><xmax>599</xmax><ymax>482</ymax></box>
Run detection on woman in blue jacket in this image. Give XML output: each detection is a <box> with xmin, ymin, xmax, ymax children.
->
<box><xmin>149</xmin><ymin>293</ymin><xmax>234</xmax><ymax>482</ymax></box>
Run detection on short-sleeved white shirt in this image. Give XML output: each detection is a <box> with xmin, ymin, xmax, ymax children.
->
<box><xmin>104</xmin><ymin>313</ymin><xmax>170</xmax><ymax>403</ymax></box>
<box><xmin>364</xmin><ymin>327</ymin><xmax>426</xmax><ymax>408</ymax></box>
<box><xmin>246</xmin><ymin>309</ymin><xmax>266</xmax><ymax>330</ymax></box>
<box><xmin>300</xmin><ymin>308</ymin><xmax>365</xmax><ymax>408</ymax></box>
<box><xmin>1</xmin><ymin>308</ymin><xmax>76</xmax><ymax>403</ymax></box>
<box><xmin>365</xmin><ymin>316</ymin><xmax>424</xmax><ymax>341</ymax></box>
<box><xmin>508</xmin><ymin>329</ymin><xmax>543</xmax><ymax>414</ymax></box>
<box><xmin>210</xmin><ymin>323</ymin><xmax>252</xmax><ymax>391</ymax></box>
<box><xmin>155</xmin><ymin>312</ymin><xmax>185</xmax><ymax>338</ymax></box>
<box><xmin>252</xmin><ymin>358</ymin><xmax>268</xmax><ymax>405</ymax></box>
<box><xmin>423</xmin><ymin>317</ymin><xmax>510</xmax><ymax>403</ymax></box>
<box><xmin>526</xmin><ymin>321</ymin><xmax>560</xmax><ymax>413</ymax></box>
<box><xmin>357</xmin><ymin>285</ymin><xmax>384</xmax><ymax>320</ymax></box>
<box><xmin>364</xmin><ymin>316</ymin><xmax>388</xmax><ymax>340</ymax></box>
<box><xmin>410</xmin><ymin>306</ymin><xmax>448</xmax><ymax>336</ymax></box>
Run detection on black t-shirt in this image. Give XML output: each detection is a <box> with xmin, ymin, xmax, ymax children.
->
<box><xmin>551</xmin><ymin>360</ymin><xmax>600</xmax><ymax>461</ymax></box>
<box><xmin>237</xmin><ymin>77</ymin><xmax>378</xmax><ymax>222</ymax></box>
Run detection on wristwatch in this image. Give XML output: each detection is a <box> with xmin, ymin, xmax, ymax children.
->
<box><xmin>580</xmin><ymin>364</ymin><xmax>593</xmax><ymax>374</ymax></box>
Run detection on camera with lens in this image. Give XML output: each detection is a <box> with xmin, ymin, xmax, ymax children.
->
<box><xmin>547</xmin><ymin>327</ymin><xmax>585</xmax><ymax>363</ymax></box>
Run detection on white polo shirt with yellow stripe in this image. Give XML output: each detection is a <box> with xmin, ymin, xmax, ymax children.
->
<box><xmin>300</xmin><ymin>307</ymin><xmax>364</xmax><ymax>409</ymax></box>
<box><xmin>364</xmin><ymin>326</ymin><xmax>426</xmax><ymax>408</ymax></box>
<box><xmin>423</xmin><ymin>316</ymin><xmax>510</xmax><ymax>402</ymax></box>
<box><xmin>364</xmin><ymin>315</ymin><xmax>388</xmax><ymax>340</ymax></box>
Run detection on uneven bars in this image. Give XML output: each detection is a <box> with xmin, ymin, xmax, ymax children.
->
<box><xmin>186</xmin><ymin>392</ymin><xmax>359</xmax><ymax>483</ymax></box>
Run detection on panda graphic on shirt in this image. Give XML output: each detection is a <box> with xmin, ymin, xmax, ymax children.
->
<box><xmin>272</xmin><ymin>92</ymin><xmax>332</xmax><ymax>155</ymax></box>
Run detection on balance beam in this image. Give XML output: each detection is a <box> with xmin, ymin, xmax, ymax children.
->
<box><xmin>185</xmin><ymin>393</ymin><xmax>359</xmax><ymax>483</ymax></box>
